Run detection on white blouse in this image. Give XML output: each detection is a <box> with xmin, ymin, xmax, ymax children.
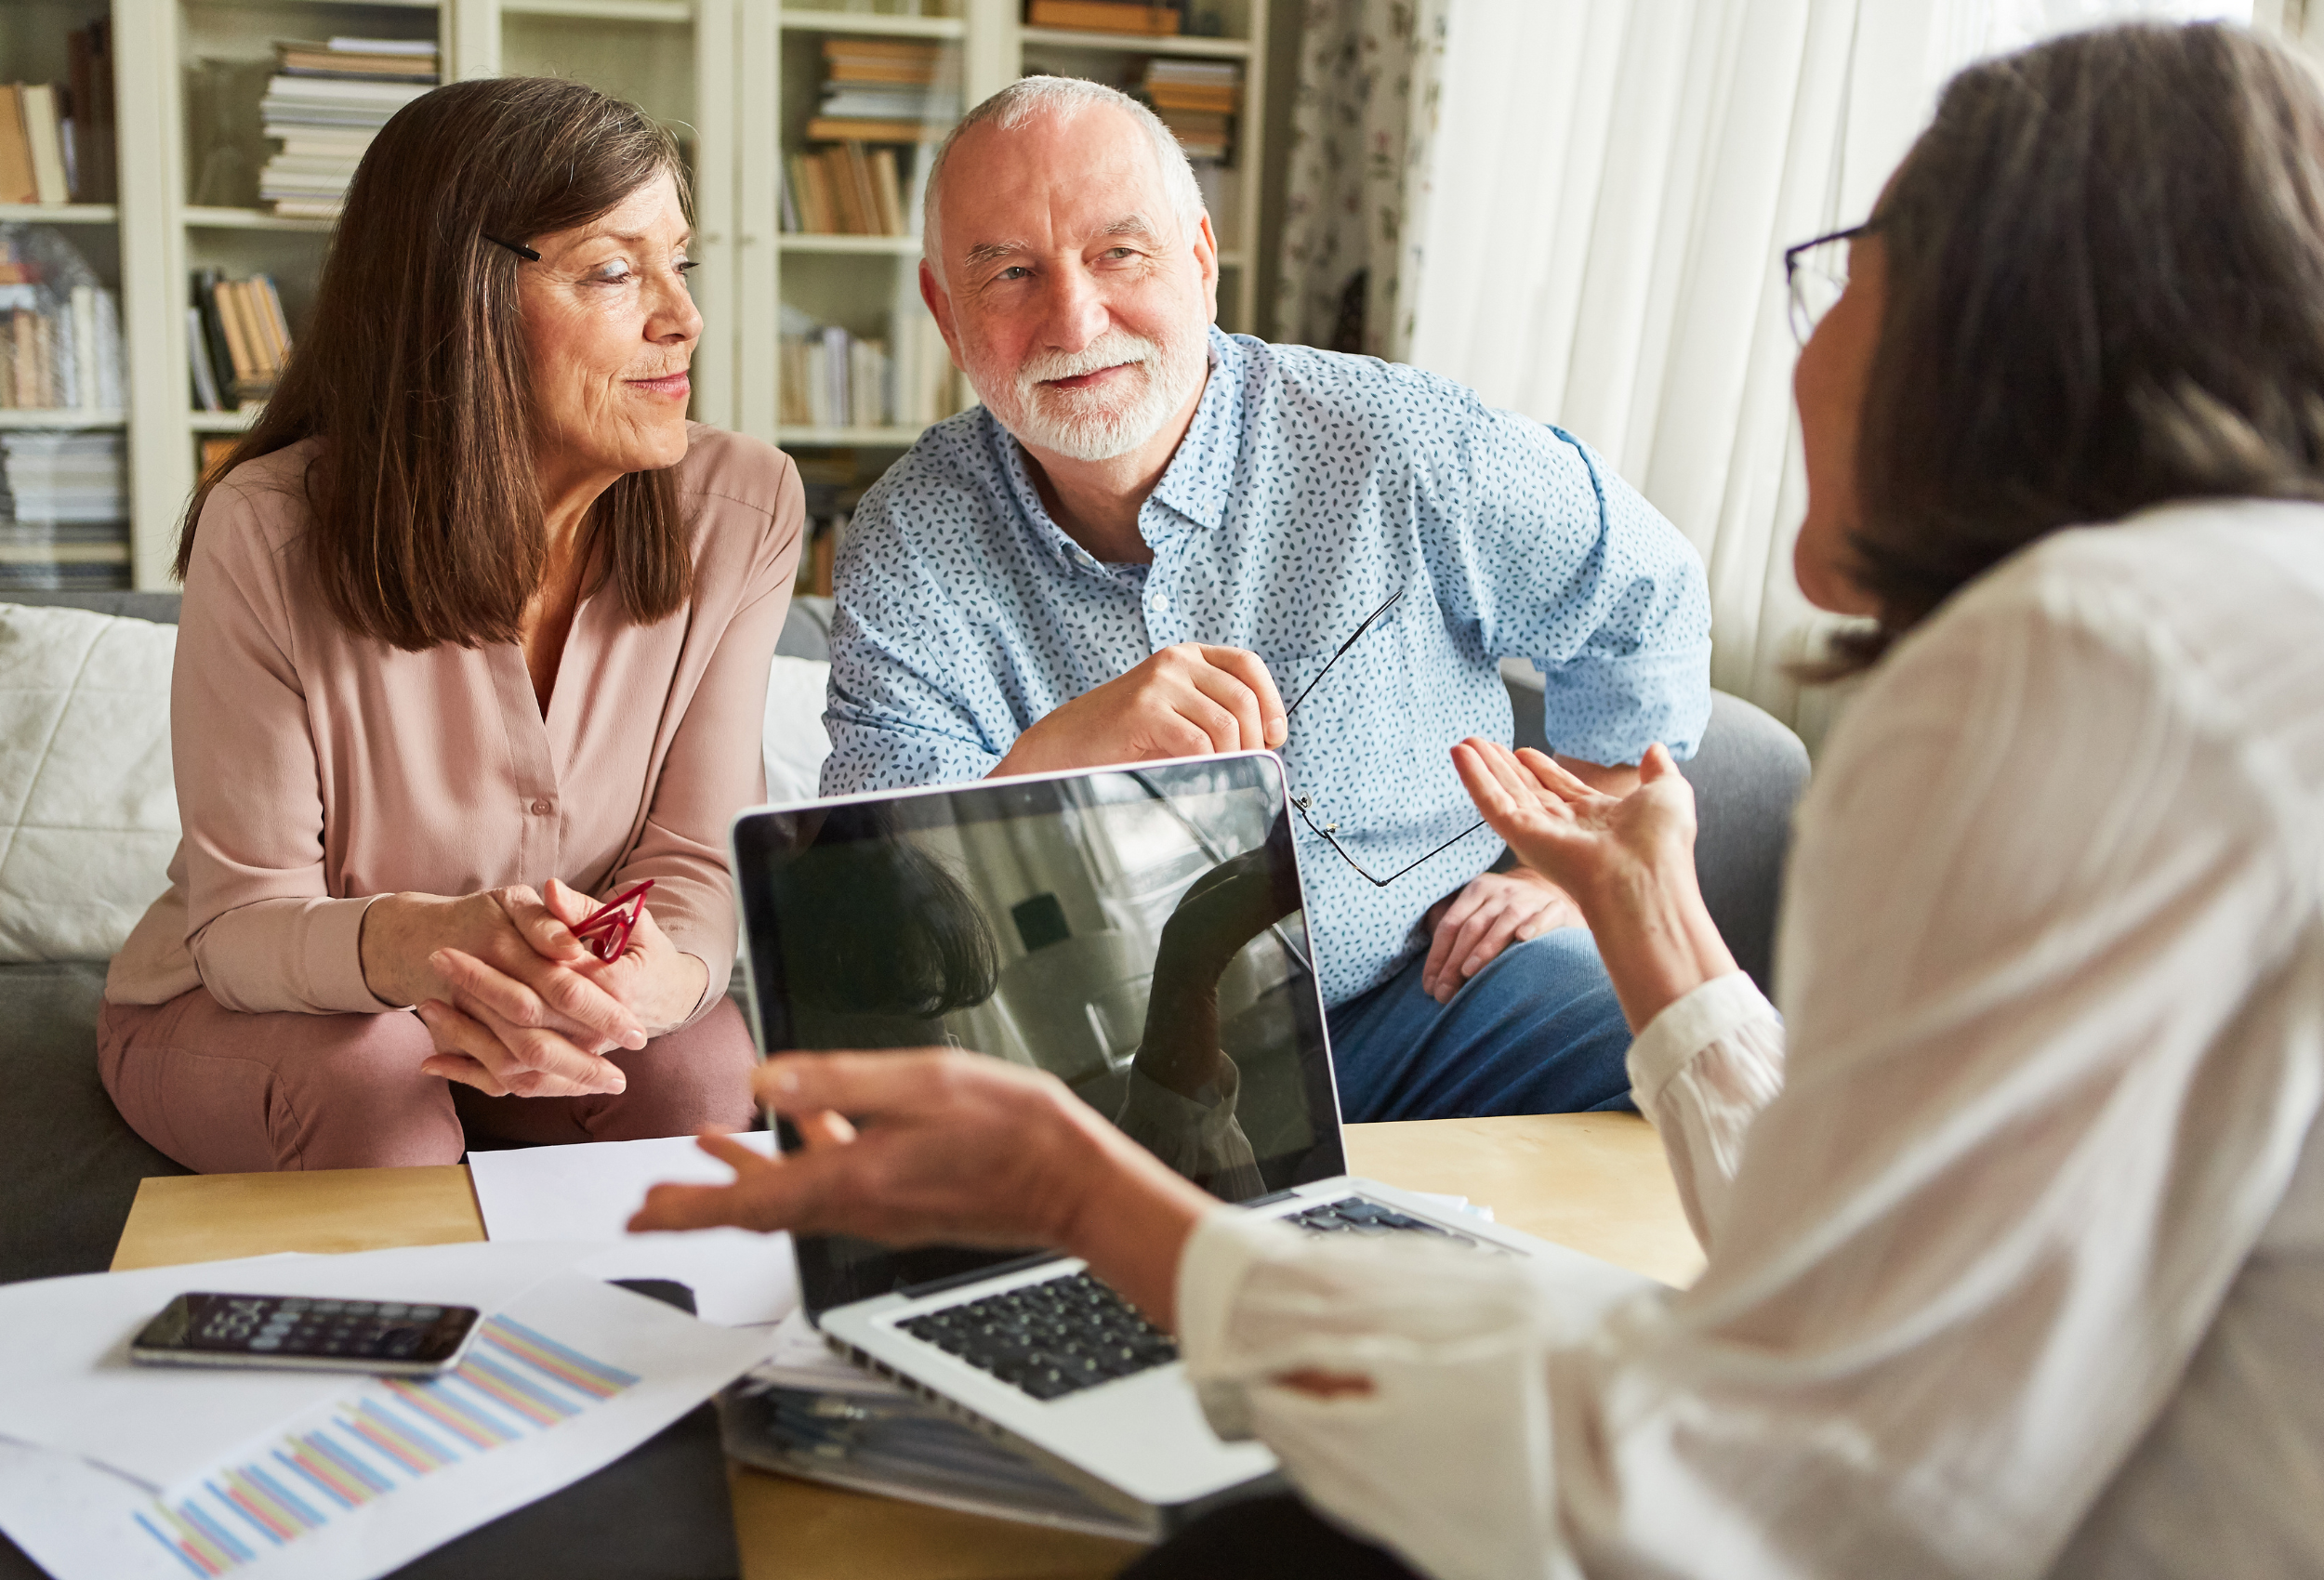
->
<box><xmin>1176</xmin><ymin>499</ymin><xmax>2324</xmax><ymax>1580</ymax></box>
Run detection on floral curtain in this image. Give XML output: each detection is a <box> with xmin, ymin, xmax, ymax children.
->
<box><xmin>1274</xmin><ymin>0</ymin><xmax>1448</xmax><ymax>359</ymax></box>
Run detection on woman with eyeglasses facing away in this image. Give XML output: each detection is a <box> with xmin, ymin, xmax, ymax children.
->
<box><xmin>637</xmin><ymin>21</ymin><xmax>2324</xmax><ymax>1578</ymax></box>
<box><xmin>99</xmin><ymin>79</ymin><xmax>801</xmax><ymax>1171</ymax></box>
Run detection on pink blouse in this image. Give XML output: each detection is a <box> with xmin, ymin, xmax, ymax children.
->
<box><xmin>107</xmin><ymin>425</ymin><xmax>803</xmax><ymax>1019</ymax></box>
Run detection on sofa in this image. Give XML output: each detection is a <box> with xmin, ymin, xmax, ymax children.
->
<box><xmin>0</xmin><ymin>590</ymin><xmax>1806</xmax><ymax>1288</ymax></box>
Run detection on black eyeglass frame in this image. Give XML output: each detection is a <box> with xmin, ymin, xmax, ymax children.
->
<box><xmin>1782</xmin><ymin>218</ymin><xmax>1878</xmax><ymax>345</ymax></box>
<box><xmin>1280</xmin><ymin>587</ymin><xmax>1494</xmax><ymax>889</ymax></box>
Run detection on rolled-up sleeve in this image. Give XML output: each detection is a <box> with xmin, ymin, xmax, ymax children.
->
<box><xmin>1455</xmin><ymin>414</ymin><xmax>1711</xmax><ymax>765</ymax></box>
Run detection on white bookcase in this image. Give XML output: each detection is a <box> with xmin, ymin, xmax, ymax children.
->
<box><xmin>3</xmin><ymin>0</ymin><xmax>1274</xmax><ymax>589</ymax></box>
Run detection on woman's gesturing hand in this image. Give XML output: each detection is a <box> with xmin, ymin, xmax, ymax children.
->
<box><xmin>1449</xmin><ymin>740</ymin><xmax>1699</xmax><ymax>911</ymax></box>
<box><xmin>629</xmin><ymin>1050</ymin><xmax>1213</xmax><ymax>1326</ymax></box>
<box><xmin>1450</xmin><ymin>738</ymin><xmax>1737</xmax><ymax>1033</ymax></box>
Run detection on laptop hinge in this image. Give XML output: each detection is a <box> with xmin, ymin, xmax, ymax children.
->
<box><xmin>893</xmin><ymin>1249</ymin><xmax>1061</xmax><ymax>1302</ymax></box>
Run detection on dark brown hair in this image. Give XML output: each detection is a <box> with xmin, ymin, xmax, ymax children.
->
<box><xmin>1839</xmin><ymin>22</ymin><xmax>2324</xmax><ymax>663</ymax></box>
<box><xmin>177</xmin><ymin>78</ymin><xmax>693</xmax><ymax>650</ymax></box>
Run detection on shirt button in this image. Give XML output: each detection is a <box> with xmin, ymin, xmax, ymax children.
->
<box><xmin>530</xmin><ymin>798</ymin><xmax>552</xmax><ymax>816</ymax></box>
<box><xmin>1151</xmin><ymin>591</ymin><xmax>1172</xmax><ymax>613</ymax></box>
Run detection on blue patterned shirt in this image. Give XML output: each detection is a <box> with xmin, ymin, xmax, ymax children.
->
<box><xmin>822</xmin><ymin>328</ymin><xmax>1711</xmax><ymax>1006</ymax></box>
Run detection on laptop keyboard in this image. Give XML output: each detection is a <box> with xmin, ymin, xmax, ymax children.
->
<box><xmin>899</xmin><ymin>1271</ymin><xmax>1179</xmax><ymax>1402</ymax></box>
<box><xmin>896</xmin><ymin>1199</ymin><xmax>1470</xmax><ymax>1402</ymax></box>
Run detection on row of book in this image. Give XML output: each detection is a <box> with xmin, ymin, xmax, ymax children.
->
<box><xmin>0</xmin><ymin>228</ymin><xmax>124</xmax><ymax>413</ymax></box>
<box><xmin>0</xmin><ymin>24</ymin><xmax>116</xmax><ymax>206</ymax></box>
<box><xmin>784</xmin><ymin>145</ymin><xmax>920</xmax><ymax>236</ymax></box>
<box><xmin>0</xmin><ymin>430</ymin><xmax>129</xmax><ymax>592</ymax></box>
<box><xmin>777</xmin><ymin>307</ymin><xmax>972</xmax><ymax>431</ymax></box>
<box><xmin>259</xmin><ymin>38</ymin><xmax>440</xmax><ymax>218</ymax></box>
<box><xmin>808</xmin><ymin>39</ymin><xmax>960</xmax><ymax>145</ymax></box>
<box><xmin>1025</xmin><ymin>1</ymin><xmax>1190</xmax><ymax>35</ymax></box>
<box><xmin>1142</xmin><ymin>59</ymin><xmax>1240</xmax><ymax>162</ymax></box>
<box><xmin>187</xmin><ymin>270</ymin><xmax>295</xmax><ymax>413</ymax></box>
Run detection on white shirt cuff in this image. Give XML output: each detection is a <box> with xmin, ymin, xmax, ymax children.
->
<box><xmin>1627</xmin><ymin>970</ymin><xmax>1774</xmax><ymax>1115</ymax></box>
<box><xmin>1174</xmin><ymin>1205</ymin><xmax>1297</xmax><ymax>1368</ymax></box>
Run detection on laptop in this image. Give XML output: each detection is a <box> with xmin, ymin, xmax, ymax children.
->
<box><xmin>728</xmin><ymin>750</ymin><xmax>1652</xmax><ymax>1536</ymax></box>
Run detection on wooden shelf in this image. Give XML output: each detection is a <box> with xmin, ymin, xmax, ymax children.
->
<box><xmin>189</xmin><ymin>410</ymin><xmax>263</xmax><ymax>433</ymax></box>
<box><xmin>779</xmin><ymin>10</ymin><xmax>968</xmax><ymax>39</ymax></box>
<box><xmin>184</xmin><ymin>207</ymin><xmax>337</xmax><ymax>233</ymax></box>
<box><xmin>0</xmin><ymin>204</ymin><xmax>119</xmax><ymax>226</ymax></box>
<box><xmin>777</xmin><ymin>424</ymin><xmax>931</xmax><ymax>446</ymax></box>
<box><xmin>1017</xmin><ymin>26</ymin><xmax>1249</xmax><ymax>57</ymax></box>
<box><xmin>503</xmin><ymin>0</ymin><xmax>693</xmax><ymax>20</ymax></box>
<box><xmin>781</xmin><ymin>233</ymin><xmax>922</xmax><ymax>254</ymax></box>
<box><xmin>0</xmin><ymin>409</ymin><xmax>128</xmax><ymax>428</ymax></box>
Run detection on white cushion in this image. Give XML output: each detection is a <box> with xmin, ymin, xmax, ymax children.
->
<box><xmin>0</xmin><ymin>602</ymin><xmax>178</xmax><ymax>962</ymax></box>
<box><xmin>763</xmin><ymin>653</ymin><xmax>832</xmax><ymax>807</ymax></box>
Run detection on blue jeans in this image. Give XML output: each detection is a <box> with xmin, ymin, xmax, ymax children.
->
<box><xmin>1324</xmin><ymin>928</ymin><xmax>1634</xmax><ymax>1121</ymax></box>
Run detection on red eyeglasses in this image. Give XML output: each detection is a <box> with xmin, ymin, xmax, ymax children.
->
<box><xmin>573</xmin><ymin>880</ymin><xmax>654</xmax><ymax>963</ymax></box>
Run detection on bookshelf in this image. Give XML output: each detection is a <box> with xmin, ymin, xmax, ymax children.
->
<box><xmin>7</xmin><ymin>0</ymin><xmax>1283</xmax><ymax>590</ymax></box>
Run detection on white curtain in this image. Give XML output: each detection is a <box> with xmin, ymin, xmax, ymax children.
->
<box><xmin>1403</xmin><ymin>0</ymin><xmax>2249</xmax><ymax>749</ymax></box>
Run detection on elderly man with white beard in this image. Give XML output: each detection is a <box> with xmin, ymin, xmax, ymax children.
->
<box><xmin>817</xmin><ymin>77</ymin><xmax>1710</xmax><ymax>1122</ymax></box>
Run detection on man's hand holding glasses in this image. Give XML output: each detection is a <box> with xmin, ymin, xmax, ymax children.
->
<box><xmin>989</xmin><ymin>642</ymin><xmax>1288</xmax><ymax>779</ymax></box>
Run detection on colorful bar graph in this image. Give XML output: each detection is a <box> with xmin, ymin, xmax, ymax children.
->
<box><xmin>132</xmin><ymin>1316</ymin><xmax>637</xmax><ymax>1577</ymax></box>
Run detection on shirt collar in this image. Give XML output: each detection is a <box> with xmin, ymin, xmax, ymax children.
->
<box><xmin>1146</xmin><ymin>325</ymin><xmax>1243</xmax><ymax>534</ymax></box>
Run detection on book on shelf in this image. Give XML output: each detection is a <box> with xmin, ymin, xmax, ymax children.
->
<box><xmin>0</xmin><ymin>26</ymin><xmax>115</xmax><ymax>206</ymax></box>
<box><xmin>785</xmin><ymin>146</ymin><xmax>911</xmax><ymax>237</ymax></box>
<box><xmin>189</xmin><ymin>270</ymin><xmax>292</xmax><ymax>411</ymax></box>
<box><xmin>0</xmin><ymin>226</ymin><xmax>123</xmax><ymax>412</ymax></box>
<box><xmin>779</xmin><ymin>305</ymin><xmax>969</xmax><ymax>431</ymax></box>
<box><xmin>1025</xmin><ymin>0</ymin><xmax>1183</xmax><ymax>35</ymax></box>
<box><xmin>0</xmin><ymin>428</ymin><xmax>129</xmax><ymax>591</ymax></box>
<box><xmin>258</xmin><ymin>38</ymin><xmax>440</xmax><ymax>217</ymax></box>
<box><xmin>810</xmin><ymin>39</ymin><xmax>957</xmax><ymax>149</ymax></box>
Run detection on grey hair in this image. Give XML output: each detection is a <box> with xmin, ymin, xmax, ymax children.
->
<box><xmin>920</xmin><ymin>76</ymin><xmax>1207</xmax><ymax>283</ymax></box>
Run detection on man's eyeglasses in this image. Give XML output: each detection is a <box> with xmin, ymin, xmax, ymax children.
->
<box><xmin>1783</xmin><ymin>219</ymin><xmax>1876</xmax><ymax>345</ymax></box>
<box><xmin>1282</xmin><ymin>588</ymin><xmax>1492</xmax><ymax>889</ymax></box>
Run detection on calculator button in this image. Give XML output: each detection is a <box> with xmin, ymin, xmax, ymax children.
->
<box><xmin>312</xmin><ymin>1300</ymin><xmax>343</xmax><ymax>1313</ymax></box>
<box><xmin>410</xmin><ymin>1306</ymin><xmax>443</xmax><ymax>1321</ymax></box>
<box><xmin>377</xmin><ymin>1303</ymin><xmax>408</xmax><ymax>1318</ymax></box>
<box><xmin>249</xmin><ymin>1336</ymin><xmax>282</xmax><ymax>1350</ymax></box>
<box><xmin>277</xmin><ymin>1297</ymin><xmax>310</xmax><ymax>1312</ymax></box>
<box><xmin>344</xmin><ymin>1301</ymin><xmax>376</xmax><ymax>1315</ymax></box>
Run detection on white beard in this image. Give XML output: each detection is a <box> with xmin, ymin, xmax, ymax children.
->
<box><xmin>969</xmin><ymin>323</ymin><xmax>1207</xmax><ymax>463</ymax></box>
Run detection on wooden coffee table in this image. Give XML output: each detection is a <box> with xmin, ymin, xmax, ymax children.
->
<box><xmin>112</xmin><ymin>1114</ymin><xmax>1698</xmax><ymax>1579</ymax></box>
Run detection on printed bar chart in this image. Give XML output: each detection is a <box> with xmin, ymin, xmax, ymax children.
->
<box><xmin>134</xmin><ymin>1317</ymin><xmax>640</xmax><ymax>1578</ymax></box>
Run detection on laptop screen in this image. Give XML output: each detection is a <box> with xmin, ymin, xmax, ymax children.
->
<box><xmin>731</xmin><ymin>752</ymin><xmax>1348</xmax><ymax>1313</ymax></box>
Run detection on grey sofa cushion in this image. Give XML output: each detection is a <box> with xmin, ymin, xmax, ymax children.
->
<box><xmin>0</xmin><ymin>960</ymin><xmax>189</xmax><ymax>1284</ymax></box>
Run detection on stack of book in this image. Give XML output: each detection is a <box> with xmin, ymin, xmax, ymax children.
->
<box><xmin>1142</xmin><ymin>59</ymin><xmax>1239</xmax><ymax>162</ymax></box>
<box><xmin>0</xmin><ymin>430</ymin><xmax>129</xmax><ymax>591</ymax></box>
<box><xmin>1024</xmin><ymin>1</ymin><xmax>1183</xmax><ymax>35</ymax></box>
<box><xmin>0</xmin><ymin>26</ymin><xmax>115</xmax><ymax>206</ymax></box>
<box><xmin>777</xmin><ymin>306</ymin><xmax>971</xmax><ymax>432</ymax></box>
<box><xmin>0</xmin><ymin>227</ymin><xmax>124</xmax><ymax>412</ymax></box>
<box><xmin>258</xmin><ymin>38</ymin><xmax>439</xmax><ymax>218</ymax></box>
<box><xmin>785</xmin><ymin>146</ymin><xmax>911</xmax><ymax>236</ymax></box>
<box><xmin>187</xmin><ymin>270</ymin><xmax>294</xmax><ymax>413</ymax></box>
<box><xmin>806</xmin><ymin>39</ymin><xmax>958</xmax><ymax>144</ymax></box>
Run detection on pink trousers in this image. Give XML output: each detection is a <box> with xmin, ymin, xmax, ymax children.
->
<box><xmin>98</xmin><ymin>988</ymin><xmax>759</xmax><ymax>1172</ymax></box>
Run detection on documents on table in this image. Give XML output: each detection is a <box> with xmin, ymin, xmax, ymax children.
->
<box><xmin>468</xmin><ymin>1131</ymin><xmax>799</xmax><ymax>1327</ymax></box>
<box><xmin>0</xmin><ymin>1265</ymin><xmax>773</xmax><ymax>1580</ymax></box>
<box><xmin>0</xmin><ymin>1241</ymin><xmax>584</xmax><ymax>1492</ymax></box>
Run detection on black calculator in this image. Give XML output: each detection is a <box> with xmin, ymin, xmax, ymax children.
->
<box><xmin>129</xmin><ymin>1292</ymin><xmax>482</xmax><ymax>1376</ymax></box>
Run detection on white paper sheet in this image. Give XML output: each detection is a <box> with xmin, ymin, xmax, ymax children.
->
<box><xmin>0</xmin><ymin>1242</ymin><xmax>585</xmax><ymax>1492</ymax></box>
<box><xmin>468</xmin><ymin>1132</ymin><xmax>798</xmax><ymax>1327</ymax></box>
<box><xmin>0</xmin><ymin>1271</ymin><xmax>774</xmax><ymax>1580</ymax></box>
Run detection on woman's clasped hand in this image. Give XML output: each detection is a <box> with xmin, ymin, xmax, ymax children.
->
<box><xmin>358</xmin><ymin>878</ymin><xmax>707</xmax><ymax>1099</ymax></box>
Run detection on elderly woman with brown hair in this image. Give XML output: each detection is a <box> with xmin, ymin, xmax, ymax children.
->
<box><xmin>641</xmin><ymin>21</ymin><xmax>2324</xmax><ymax>1579</ymax></box>
<box><xmin>99</xmin><ymin>78</ymin><xmax>800</xmax><ymax>1171</ymax></box>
